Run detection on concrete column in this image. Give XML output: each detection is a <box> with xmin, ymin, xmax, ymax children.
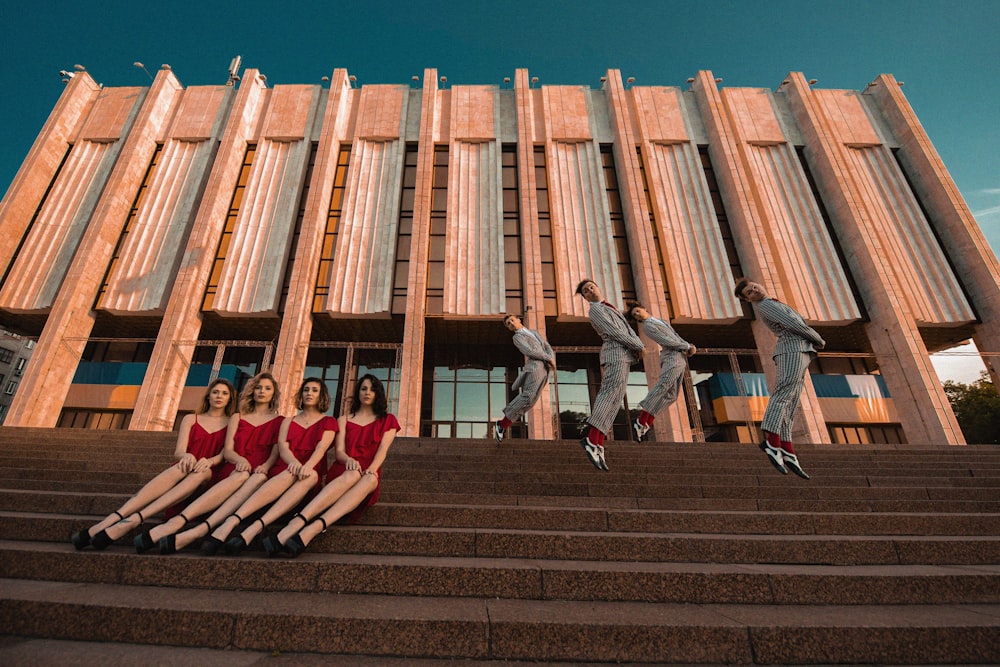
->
<box><xmin>514</xmin><ymin>68</ymin><xmax>555</xmax><ymax>440</ymax></box>
<box><xmin>691</xmin><ymin>70</ymin><xmax>828</xmax><ymax>444</ymax></box>
<box><xmin>396</xmin><ymin>68</ymin><xmax>439</xmax><ymax>436</ymax></box>
<box><xmin>129</xmin><ymin>71</ymin><xmax>268</xmax><ymax>430</ymax></box>
<box><xmin>868</xmin><ymin>74</ymin><xmax>1000</xmax><ymax>388</ymax></box>
<box><xmin>782</xmin><ymin>72</ymin><xmax>964</xmax><ymax>444</ymax></box>
<box><xmin>272</xmin><ymin>69</ymin><xmax>354</xmax><ymax>413</ymax></box>
<box><xmin>603</xmin><ymin>70</ymin><xmax>692</xmax><ymax>442</ymax></box>
<box><xmin>0</xmin><ymin>73</ymin><xmax>100</xmax><ymax>272</ymax></box>
<box><xmin>5</xmin><ymin>69</ymin><xmax>180</xmax><ymax>427</ymax></box>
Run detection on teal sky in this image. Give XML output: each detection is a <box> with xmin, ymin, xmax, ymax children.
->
<box><xmin>2</xmin><ymin>0</ymin><xmax>997</xmax><ymax>253</ymax></box>
<box><xmin>1</xmin><ymin>0</ymin><xmax>997</xmax><ymax>379</ymax></box>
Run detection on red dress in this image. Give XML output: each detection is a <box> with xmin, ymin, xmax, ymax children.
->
<box><xmin>216</xmin><ymin>415</ymin><xmax>284</xmax><ymax>479</ymax></box>
<box><xmin>180</xmin><ymin>415</ymin><xmax>229</xmax><ymax>483</ymax></box>
<box><xmin>270</xmin><ymin>415</ymin><xmax>339</xmax><ymax>488</ymax></box>
<box><xmin>325</xmin><ymin>413</ymin><xmax>400</xmax><ymax>514</ymax></box>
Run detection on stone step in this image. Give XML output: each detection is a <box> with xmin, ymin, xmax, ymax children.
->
<box><xmin>2</xmin><ymin>542</ymin><xmax>999</xmax><ymax>606</ymax></box>
<box><xmin>10</xmin><ymin>514</ymin><xmax>997</xmax><ymax>565</ymax></box>
<box><xmin>1</xmin><ymin>578</ymin><xmax>997</xmax><ymax>664</ymax></box>
<box><xmin>3</xmin><ymin>490</ymin><xmax>998</xmax><ymax>536</ymax></box>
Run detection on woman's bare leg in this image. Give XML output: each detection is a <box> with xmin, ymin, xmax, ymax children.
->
<box><xmin>208</xmin><ymin>473</ymin><xmax>296</xmax><ymax>543</ymax></box>
<box><xmin>102</xmin><ymin>470</ymin><xmax>211</xmax><ymax>541</ymax></box>
<box><xmin>148</xmin><ymin>472</ymin><xmax>248</xmax><ymax>542</ymax></box>
<box><xmin>275</xmin><ymin>471</ymin><xmax>359</xmax><ymax>544</ymax></box>
<box><xmin>85</xmin><ymin>466</ymin><xmax>188</xmax><ymax>537</ymax></box>
<box><xmin>238</xmin><ymin>473</ymin><xmax>319</xmax><ymax>545</ymax></box>
<box><xmin>297</xmin><ymin>475</ymin><xmax>378</xmax><ymax>547</ymax></box>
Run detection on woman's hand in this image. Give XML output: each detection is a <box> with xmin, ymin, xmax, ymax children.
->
<box><xmin>253</xmin><ymin>463</ymin><xmax>270</xmax><ymax>476</ymax></box>
<box><xmin>345</xmin><ymin>457</ymin><xmax>361</xmax><ymax>472</ymax></box>
<box><xmin>234</xmin><ymin>456</ymin><xmax>252</xmax><ymax>473</ymax></box>
<box><xmin>178</xmin><ymin>453</ymin><xmax>197</xmax><ymax>473</ymax></box>
<box><xmin>192</xmin><ymin>457</ymin><xmax>213</xmax><ymax>473</ymax></box>
<box><xmin>287</xmin><ymin>461</ymin><xmax>303</xmax><ymax>477</ymax></box>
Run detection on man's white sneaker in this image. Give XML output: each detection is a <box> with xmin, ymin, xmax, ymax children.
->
<box><xmin>579</xmin><ymin>437</ymin><xmax>605</xmax><ymax>471</ymax></box>
<box><xmin>633</xmin><ymin>421</ymin><xmax>650</xmax><ymax>442</ymax></box>
<box><xmin>781</xmin><ymin>451</ymin><xmax>810</xmax><ymax>480</ymax></box>
<box><xmin>493</xmin><ymin>421</ymin><xmax>505</xmax><ymax>444</ymax></box>
<box><xmin>759</xmin><ymin>440</ymin><xmax>788</xmax><ymax>475</ymax></box>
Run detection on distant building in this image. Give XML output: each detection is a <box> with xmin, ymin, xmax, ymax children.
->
<box><xmin>0</xmin><ymin>328</ymin><xmax>34</xmax><ymax>424</ymax></box>
<box><xmin>0</xmin><ymin>67</ymin><xmax>997</xmax><ymax>443</ymax></box>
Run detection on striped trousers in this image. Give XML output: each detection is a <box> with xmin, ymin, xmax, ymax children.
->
<box><xmin>587</xmin><ymin>358</ymin><xmax>632</xmax><ymax>435</ymax></box>
<box><xmin>761</xmin><ymin>351</ymin><xmax>813</xmax><ymax>442</ymax></box>
<box><xmin>638</xmin><ymin>351</ymin><xmax>686</xmax><ymax>417</ymax></box>
<box><xmin>502</xmin><ymin>362</ymin><xmax>549</xmax><ymax>422</ymax></box>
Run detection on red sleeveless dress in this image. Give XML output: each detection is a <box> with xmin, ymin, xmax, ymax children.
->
<box><xmin>270</xmin><ymin>415</ymin><xmax>339</xmax><ymax>489</ymax></box>
<box><xmin>217</xmin><ymin>415</ymin><xmax>284</xmax><ymax>479</ymax></box>
<box><xmin>325</xmin><ymin>413</ymin><xmax>400</xmax><ymax>517</ymax></box>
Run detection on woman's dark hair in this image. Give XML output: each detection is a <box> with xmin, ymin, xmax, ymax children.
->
<box><xmin>351</xmin><ymin>373</ymin><xmax>388</xmax><ymax>419</ymax></box>
<box><xmin>238</xmin><ymin>372</ymin><xmax>280</xmax><ymax>414</ymax></box>
<box><xmin>295</xmin><ymin>377</ymin><xmax>331</xmax><ymax>413</ymax></box>
<box><xmin>197</xmin><ymin>378</ymin><xmax>237</xmax><ymax>417</ymax></box>
<box><xmin>624</xmin><ymin>299</ymin><xmax>642</xmax><ymax>322</ymax></box>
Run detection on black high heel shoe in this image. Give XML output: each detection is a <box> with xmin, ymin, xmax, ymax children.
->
<box><xmin>199</xmin><ymin>536</ymin><xmax>224</xmax><ymax>556</ymax></box>
<box><xmin>261</xmin><ymin>535</ymin><xmax>283</xmax><ymax>557</ymax></box>
<box><xmin>158</xmin><ymin>535</ymin><xmax>177</xmax><ymax>555</ymax></box>
<box><xmin>93</xmin><ymin>511</ymin><xmax>142</xmax><ymax>551</ymax></box>
<box><xmin>224</xmin><ymin>535</ymin><xmax>248</xmax><ymax>556</ymax></box>
<box><xmin>71</xmin><ymin>530</ymin><xmax>91</xmax><ymax>550</ymax></box>
<box><xmin>286</xmin><ymin>517</ymin><xmax>326</xmax><ymax>558</ymax></box>
<box><xmin>133</xmin><ymin>531</ymin><xmax>156</xmax><ymax>554</ymax></box>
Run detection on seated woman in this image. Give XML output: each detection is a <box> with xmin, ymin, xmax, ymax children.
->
<box><xmin>70</xmin><ymin>379</ymin><xmax>235</xmax><ymax>550</ymax></box>
<box><xmin>132</xmin><ymin>372</ymin><xmax>284</xmax><ymax>554</ymax></box>
<box><xmin>263</xmin><ymin>373</ymin><xmax>399</xmax><ymax>558</ymax></box>
<box><xmin>200</xmin><ymin>377</ymin><xmax>338</xmax><ymax>556</ymax></box>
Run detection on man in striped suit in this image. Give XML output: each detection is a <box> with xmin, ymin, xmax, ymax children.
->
<box><xmin>625</xmin><ymin>301</ymin><xmax>696</xmax><ymax>441</ymax></box>
<box><xmin>576</xmin><ymin>279</ymin><xmax>646</xmax><ymax>471</ymax></box>
<box><xmin>494</xmin><ymin>314</ymin><xmax>555</xmax><ymax>443</ymax></box>
<box><xmin>735</xmin><ymin>277</ymin><xmax>825</xmax><ymax>479</ymax></box>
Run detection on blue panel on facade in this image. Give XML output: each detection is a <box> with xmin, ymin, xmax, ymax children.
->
<box><xmin>703</xmin><ymin>372</ymin><xmax>891</xmax><ymax>400</ymax></box>
<box><xmin>73</xmin><ymin>362</ymin><xmax>247</xmax><ymax>387</ymax></box>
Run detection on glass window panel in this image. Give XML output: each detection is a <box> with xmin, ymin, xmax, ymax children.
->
<box><xmin>430</xmin><ymin>216</ymin><xmax>447</xmax><ymax>235</ymax></box>
<box><xmin>535</xmin><ymin>190</ymin><xmax>549</xmax><ymax>213</ymax></box>
<box><xmin>394</xmin><ymin>262</ymin><xmax>410</xmax><ymax>288</ymax></box>
<box><xmin>504</xmin><ymin>237</ymin><xmax>520</xmax><ymax>261</ymax></box>
<box><xmin>502</xmin><ymin>188</ymin><xmax>519</xmax><ymax>211</ymax></box>
<box><xmin>330</xmin><ymin>188</ymin><xmax>344</xmax><ymax>210</ymax></box>
<box><xmin>434</xmin><ymin>149</ymin><xmax>449</xmax><ymax>166</ymax></box>
<box><xmin>402</xmin><ymin>167</ymin><xmax>416</xmax><ymax>187</ymax></box>
<box><xmin>502</xmin><ymin>168</ymin><xmax>517</xmax><ymax>189</ymax></box>
<box><xmin>504</xmin><ymin>263</ymin><xmax>522</xmax><ymax>289</ymax></box>
<box><xmin>432</xmin><ymin>189</ymin><xmax>448</xmax><ymax>211</ymax></box>
<box><xmin>398</xmin><ymin>216</ymin><xmax>413</xmax><ymax>234</ymax></box>
<box><xmin>400</xmin><ymin>189</ymin><xmax>415</xmax><ymax>211</ymax></box>
<box><xmin>501</xmin><ymin>150</ymin><xmax>517</xmax><ymax>166</ymax></box>
<box><xmin>430</xmin><ymin>238</ymin><xmax>446</xmax><ymax>262</ymax></box>
<box><xmin>396</xmin><ymin>236</ymin><xmax>411</xmax><ymax>258</ymax></box>
<box><xmin>455</xmin><ymin>382</ymin><xmax>488</xmax><ymax>420</ymax></box>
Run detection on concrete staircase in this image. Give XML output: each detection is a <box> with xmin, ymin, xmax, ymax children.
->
<box><xmin>0</xmin><ymin>426</ymin><xmax>998</xmax><ymax>664</ymax></box>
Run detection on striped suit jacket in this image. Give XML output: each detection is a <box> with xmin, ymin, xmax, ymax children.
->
<box><xmin>640</xmin><ymin>317</ymin><xmax>691</xmax><ymax>355</ymax></box>
<box><xmin>589</xmin><ymin>301</ymin><xmax>645</xmax><ymax>365</ymax></box>
<box><xmin>510</xmin><ymin>328</ymin><xmax>555</xmax><ymax>392</ymax></box>
<box><xmin>756</xmin><ymin>298</ymin><xmax>826</xmax><ymax>357</ymax></box>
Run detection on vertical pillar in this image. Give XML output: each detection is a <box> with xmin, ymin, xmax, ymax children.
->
<box><xmin>396</xmin><ymin>68</ymin><xmax>440</xmax><ymax>436</ymax></box>
<box><xmin>604</xmin><ymin>69</ymin><xmax>692</xmax><ymax>442</ymax></box>
<box><xmin>691</xmin><ymin>70</ymin><xmax>828</xmax><ymax>444</ymax></box>
<box><xmin>271</xmin><ymin>69</ymin><xmax>354</xmax><ymax>413</ymax></box>
<box><xmin>514</xmin><ymin>68</ymin><xmax>555</xmax><ymax>439</ymax></box>
<box><xmin>782</xmin><ymin>72</ymin><xmax>964</xmax><ymax>444</ymax></box>
<box><xmin>6</xmin><ymin>69</ymin><xmax>180</xmax><ymax>427</ymax></box>
<box><xmin>129</xmin><ymin>71</ymin><xmax>269</xmax><ymax>430</ymax></box>
<box><xmin>868</xmin><ymin>74</ymin><xmax>1000</xmax><ymax>388</ymax></box>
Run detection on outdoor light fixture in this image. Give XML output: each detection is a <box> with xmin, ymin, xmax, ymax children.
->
<box><xmin>134</xmin><ymin>62</ymin><xmax>153</xmax><ymax>80</ymax></box>
<box><xmin>808</xmin><ymin>79</ymin><xmax>818</xmax><ymax>85</ymax></box>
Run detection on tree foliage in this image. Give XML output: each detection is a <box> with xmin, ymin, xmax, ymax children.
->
<box><xmin>943</xmin><ymin>372</ymin><xmax>1000</xmax><ymax>445</ymax></box>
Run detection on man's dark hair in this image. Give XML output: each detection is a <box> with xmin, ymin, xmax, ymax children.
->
<box><xmin>575</xmin><ymin>279</ymin><xmax>594</xmax><ymax>295</ymax></box>
<box><xmin>624</xmin><ymin>299</ymin><xmax>642</xmax><ymax>322</ymax></box>
<box><xmin>734</xmin><ymin>277</ymin><xmax>751</xmax><ymax>301</ymax></box>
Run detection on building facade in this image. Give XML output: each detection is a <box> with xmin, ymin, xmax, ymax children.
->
<box><xmin>0</xmin><ymin>66</ymin><xmax>997</xmax><ymax>444</ymax></box>
<box><xmin>0</xmin><ymin>328</ymin><xmax>34</xmax><ymax>423</ymax></box>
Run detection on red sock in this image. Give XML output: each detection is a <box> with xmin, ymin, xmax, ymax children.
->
<box><xmin>780</xmin><ymin>441</ymin><xmax>796</xmax><ymax>455</ymax></box>
<box><xmin>587</xmin><ymin>426</ymin><xmax>605</xmax><ymax>445</ymax></box>
<box><xmin>763</xmin><ymin>431</ymin><xmax>781</xmax><ymax>448</ymax></box>
<box><xmin>499</xmin><ymin>416</ymin><xmax>512</xmax><ymax>429</ymax></box>
<box><xmin>639</xmin><ymin>411</ymin><xmax>655</xmax><ymax>426</ymax></box>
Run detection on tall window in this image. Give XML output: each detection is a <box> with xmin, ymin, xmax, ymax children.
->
<box><xmin>699</xmin><ymin>146</ymin><xmax>742</xmax><ymax>282</ymax></box>
<box><xmin>203</xmin><ymin>144</ymin><xmax>256</xmax><ymax>311</ymax></box>
<box><xmin>392</xmin><ymin>144</ymin><xmax>418</xmax><ymax>314</ymax></box>
<box><xmin>279</xmin><ymin>143</ymin><xmax>318</xmax><ymax>313</ymax></box>
<box><xmin>426</xmin><ymin>146</ymin><xmax>449</xmax><ymax>315</ymax></box>
<box><xmin>96</xmin><ymin>144</ymin><xmax>163</xmax><ymax>308</ymax></box>
<box><xmin>313</xmin><ymin>146</ymin><xmax>351</xmax><ymax>311</ymax></box>
<box><xmin>636</xmin><ymin>147</ymin><xmax>674</xmax><ymax>317</ymax></box>
<box><xmin>533</xmin><ymin>147</ymin><xmax>557</xmax><ymax>315</ymax></box>
<box><xmin>502</xmin><ymin>144</ymin><xmax>524</xmax><ymax>315</ymax></box>
<box><xmin>602</xmin><ymin>146</ymin><xmax>636</xmax><ymax>302</ymax></box>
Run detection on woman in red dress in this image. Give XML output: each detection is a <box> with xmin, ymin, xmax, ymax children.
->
<box><xmin>263</xmin><ymin>373</ymin><xmax>399</xmax><ymax>557</ymax></box>
<box><xmin>201</xmin><ymin>377</ymin><xmax>338</xmax><ymax>556</ymax></box>
<box><xmin>70</xmin><ymin>379</ymin><xmax>235</xmax><ymax>550</ymax></box>
<box><xmin>132</xmin><ymin>373</ymin><xmax>284</xmax><ymax>554</ymax></box>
